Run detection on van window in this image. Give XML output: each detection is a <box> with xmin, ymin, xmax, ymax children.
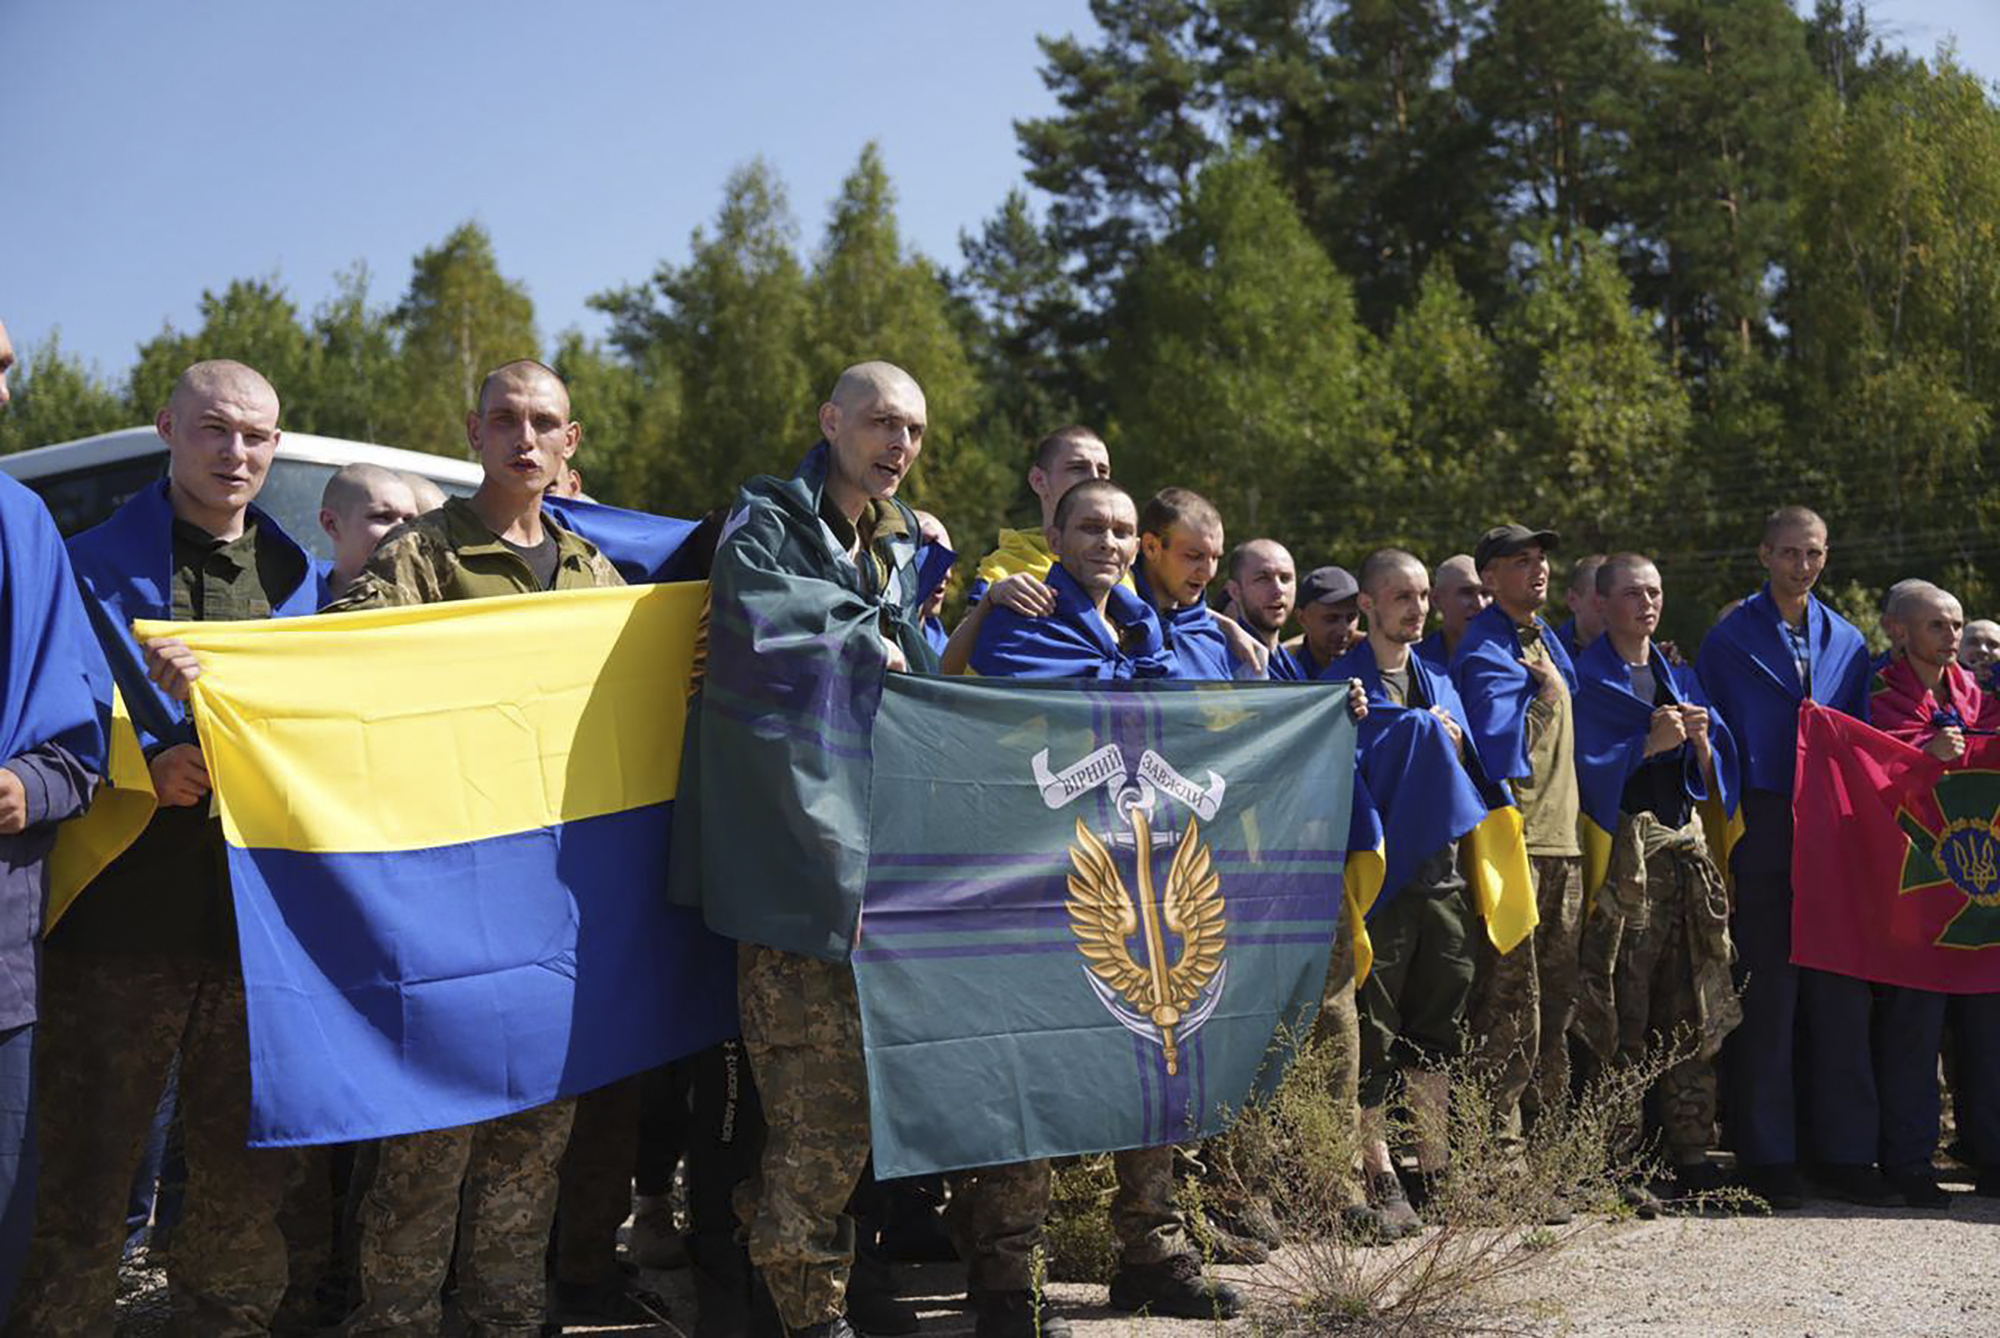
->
<box><xmin>25</xmin><ymin>455</ymin><xmax>167</xmax><ymax>538</ymax></box>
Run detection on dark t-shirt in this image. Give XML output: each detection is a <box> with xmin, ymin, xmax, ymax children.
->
<box><xmin>1620</xmin><ymin>658</ymin><xmax>1694</xmax><ymax>828</ymax></box>
<box><xmin>500</xmin><ymin>532</ymin><xmax>561</xmax><ymax>591</ymax></box>
<box><xmin>53</xmin><ymin>520</ymin><xmax>307</xmax><ymax>962</ymax></box>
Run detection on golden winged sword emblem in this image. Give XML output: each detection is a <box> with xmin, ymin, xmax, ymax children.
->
<box><xmin>1065</xmin><ymin>805</ymin><xmax>1227</xmax><ymax>1075</ymax></box>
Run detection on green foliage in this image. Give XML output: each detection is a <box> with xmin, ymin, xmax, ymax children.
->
<box><xmin>0</xmin><ymin>332</ymin><xmax>127</xmax><ymax>456</ymax></box>
<box><xmin>1106</xmin><ymin>152</ymin><xmax>1367</xmax><ymax>543</ymax></box>
<box><xmin>391</xmin><ymin>222</ymin><xmax>539</xmax><ymax>458</ymax></box>
<box><xmin>25</xmin><ymin>8</ymin><xmax>2000</xmax><ymax>641</ymax></box>
<box><xmin>595</xmin><ymin>159</ymin><xmax>816</xmax><ymax>513</ymax></box>
<box><xmin>127</xmin><ymin>277</ymin><xmax>317</xmax><ymax>422</ymax></box>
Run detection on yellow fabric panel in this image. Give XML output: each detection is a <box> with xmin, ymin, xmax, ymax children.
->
<box><xmin>1698</xmin><ymin>796</ymin><xmax>1744</xmax><ymax>897</ymax></box>
<box><xmin>132</xmin><ymin>582</ymin><xmax>705</xmax><ymax>855</ymax></box>
<box><xmin>1343</xmin><ymin>844</ymin><xmax>1386</xmax><ymax>985</ymax></box>
<box><xmin>45</xmin><ymin>689</ymin><xmax>158</xmax><ymax>929</ymax></box>
<box><xmin>1465</xmin><ymin>805</ymin><xmax>1538</xmax><ymax>953</ymax></box>
<box><xmin>1582</xmin><ymin>816</ymin><xmax>1616</xmax><ymax>916</ymax></box>
<box><xmin>975</xmin><ymin>529</ymin><xmax>1135</xmax><ymax>594</ymax></box>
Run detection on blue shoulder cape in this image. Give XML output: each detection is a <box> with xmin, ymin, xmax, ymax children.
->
<box><xmin>1573</xmin><ymin>635</ymin><xmax>1740</xmax><ymax>840</ymax></box>
<box><xmin>1695</xmin><ymin>585</ymin><xmax>1869</xmax><ymax>795</ymax></box>
<box><xmin>67</xmin><ymin>481</ymin><xmax>318</xmax><ymax>754</ymax></box>
<box><xmin>1415</xmin><ymin>630</ymin><xmax>1450</xmax><ymax>673</ymax></box>
<box><xmin>970</xmin><ymin>562</ymin><xmax>1173</xmax><ymax>680</ymax></box>
<box><xmin>1449</xmin><ymin>602</ymin><xmax>1577</xmax><ymax>785</ymax></box>
<box><xmin>543</xmin><ymin>494</ymin><xmax>701</xmax><ymax>585</ymax></box>
<box><xmin>1133</xmin><ymin>563</ymin><xmax>1235</xmax><ymax>681</ymax></box>
<box><xmin>1</xmin><ymin>475</ymin><xmax>109</xmax><ymax>775</ymax></box>
<box><xmin>1326</xmin><ymin>642</ymin><xmax>1492</xmax><ymax>910</ymax></box>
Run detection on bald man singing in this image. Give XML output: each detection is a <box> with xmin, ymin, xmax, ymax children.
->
<box><xmin>673</xmin><ymin>362</ymin><xmax>939</xmax><ymax>1338</ymax></box>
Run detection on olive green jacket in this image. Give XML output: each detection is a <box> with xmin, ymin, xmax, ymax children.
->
<box><xmin>327</xmin><ymin>496</ymin><xmax>623</xmax><ymax>610</ymax></box>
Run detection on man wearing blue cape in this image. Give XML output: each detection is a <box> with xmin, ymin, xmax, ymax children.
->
<box><xmin>15</xmin><ymin>361</ymin><xmax>321</xmax><ymax>1336</ymax></box>
<box><xmin>1571</xmin><ymin>554</ymin><xmax>1743</xmax><ymax>1201</ymax></box>
<box><xmin>1328</xmin><ymin>549</ymin><xmax>1503</xmax><ymax>1236</ymax></box>
<box><xmin>1131</xmin><ymin>489</ymin><xmax>1257</xmax><ymax>679</ymax></box>
<box><xmin>1451</xmin><ymin>523</ymin><xmax>1582</xmax><ymax>1153</ymax></box>
<box><xmin>670</xmin><ymin>362</ymin><xmax>939</xmax><ymax>1338</ymax></box>
<box><xmin>1695</xmin><ymin>507</ymin><xmax>1883</xmax><ymax>1211</ymax></box>
<box><xmin>0</xmin><ymin>317</ymin><xmax>111</xmax><ymax>1319</ymax></box>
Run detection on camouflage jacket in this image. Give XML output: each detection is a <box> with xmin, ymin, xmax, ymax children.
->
<box><xmin>1575</xmin><ymin>810</ymin><xmax>1742</xmax><ymax>1064</ymax></box>
<box><xmin>326</xmin><ymin>495</ymin><xmax>623</xmax><ymax>610</ymax></box>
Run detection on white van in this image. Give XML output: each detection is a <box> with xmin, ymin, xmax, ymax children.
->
<box><xmin>0</xmin><ymin>427</ymin><xmax>484</xmax><ymax>558</ymax></box>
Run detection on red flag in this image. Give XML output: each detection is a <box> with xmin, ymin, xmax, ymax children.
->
<box><xmin>1792</xmin><ymin>701</ymin><xmax>2000</xmax><ymax>992</ymax></box>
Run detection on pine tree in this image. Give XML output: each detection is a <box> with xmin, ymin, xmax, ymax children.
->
<box><xmin>391</xmin><ymin>223</ymin><xmax>538</xmax><ymax>458</ymax></box>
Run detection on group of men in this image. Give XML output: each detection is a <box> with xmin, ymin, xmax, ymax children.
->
<box><xmin>0</xmin><ymin>337</ymin><xmax>1995</xmax><ymax>1338</ymax></box>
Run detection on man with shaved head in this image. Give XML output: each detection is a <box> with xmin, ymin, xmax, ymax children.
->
<box><xmin>320</xmin><ymin>359</ymin><xmax>631</xmax><ymax>1332</ymax></box>
<box><xmin>1225</xmin><ymin>539</ymin><xmax>1306</xmax><ymax>678</ymax></box>
<box><xmin>17</xmin><ymin>360</ymin><xmax>322</xmax><ymax>1335</ymax></box>
<box><xmin>317</xmin><ymin>463</ymin><xmax>420</xmax><ymax>600</ymax></box>
<box><xmin>1961</xmin><ymin>618</ymin><xmax>2000</xmax><ymax>686</ymax></box>
<box><xmin>1330</xmin><ymin>549</ymin><xmax>1484</xmax><ymax>1236</ymax></box>
<box><xmin>401</xmin><ymin>471</ymin><xmax>449</xmax><ymax>515</ymax></box>
<box><xmin>1571</xmin><ymin>554</ymin><xmax>1741</xmax><ymax>1203</ymax></box>
<box><xmin>672</xmin><ymin>361</ymin><xmax>938</xmax><ymax>1338</ymax></box>
<box><xmin>1862</xmin><ymin>581</ymin><xmax>1984</xmax><ymax>1207</ymax></box>
<box><xmin>1697</xmin><ymin>506</ymin><xmax>1878</xmax><ymax>1210</ymax></box>
<box><xmin>1557</xmin><ymin>554</ymin><xmax>1608</xmax><ymax>660</ymax></box>
<box><xmin>1418</xmin><ymin>555</ymin><xmax>1488</xmax><ymax>670</ymax></box>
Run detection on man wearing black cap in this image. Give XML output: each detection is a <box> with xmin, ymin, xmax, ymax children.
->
<box><xmin>1286</xmin><ymin>566</ymin><xmax>1361</xmax><ymax>681</ymax></box>
<box><xmin>1450</xmin><ymin>524</ymin><xmax>1583</xmax><ymax>1158</ymax></box>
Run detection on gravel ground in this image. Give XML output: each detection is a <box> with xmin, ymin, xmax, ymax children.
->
<box><xmin>111</xmin><ymin>1174</ymin><xmax>1999</xmax><ymax>1335</ymax></box>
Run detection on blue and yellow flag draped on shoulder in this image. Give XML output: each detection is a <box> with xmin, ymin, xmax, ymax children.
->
<box><xmin>132</xmin><ymin>583</ymin><xmax>736</xmax><ymax>1146</ymax></box>
<box><xmin>51</xmin><ymin>482</ymin><xmax>321</xmax><ymax>923</ymax></box>
<box><xmin>1573</xmin><ymin>636</ymin><xmax>1743</xmax><ymax>896</ymax></box>
<box><xmin>1695</xmin><ymin>586</ymin><xmax>1871</xmax><ymax>795</ymax></box>
<box><xmin>852</xmin><ymin>674</ymin><xmax>1357</xmax><ymax>1177</ymax></box>
<box><xmin>668</xmin><ymin>445</ymin><xmax>939</xmax><ymax>962</ymax></box>
<box><xmin>969</xmin><ymin>563</ymin><xmax>1173</xmax><ymax>680</ymax></box>
<box><xmin>1328</xmin><ymin>642</ymin><xmax>1535</xmax><ymax>956</ymax></box>
<box><xmin>1450</xmin><ymin>602</ymin><xmax>1578</xmax><ymax>786</ymax></box>
<box><xmin>0</xmin><ymin>474</ymin><xmax>109</xmax><ymax>781</ymax></box>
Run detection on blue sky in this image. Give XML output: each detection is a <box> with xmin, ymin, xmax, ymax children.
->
<box><xmin>3</xmin><ymin>1</ymin><xmax>1994</xmax><ymax>381</ymax></box>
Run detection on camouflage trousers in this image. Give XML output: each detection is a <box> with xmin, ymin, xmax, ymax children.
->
<box><xmin>8</xmin><ymin>951</ymin><xmax>302</xmax><ymax>1338</ymax></box>
<box><xmin>1576</xmin><ymin>815</ymin><xmax>1742</xmax><ymax>1164</ymax></box>
<box><xmin>1470</xmin><ymin>855</ymin><xmax>1583</xmax><ymax>1142</ymax></box>
<box><xmin>1309</xmin><ymin>894</ymin><xmax>1363</xmax><ymax>1205</ymax></box>
<box><xmin>946</xmin><ymin>1159</ymin><xmax>1052</xmax><ymax>1292</ymax></box>
<box><xmin>735</xmin><ymin>944</ymin><xmax>871</xmax><ymax>1330</ymax></box>
<box><xmin>920</xmin><ymin>903</ymin><xmax>1369</xmax><ymax>1292</ymax></box>
<box><xmin>554</xmin><ymin>1075</ymin><xmax>642</xmax><ymax>1287</ymax></box>
<box><xmin>345</xmin><ymin>1097</ymin><xmax>575</xmax><ymax>1336</ymax></box>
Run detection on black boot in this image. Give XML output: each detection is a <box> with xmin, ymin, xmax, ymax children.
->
<box><xmin>1107</xmin><ymin>1253</ymin><xmax>1242</xmax><ymax>1320</ymax></box>
<box><xmin>691</xmin><ymin>1233</ymin><xmax>781</xmax><ymax>1338</ymax></box>
<box><xmin>845</xmin><ymin>1249</ymin><xmax>919</xmax><ymax>1335</ymax></box>
<box><xmin>971</xmin><ymin>1286</ymin><xmax>1072</xmax><ymax>1338</ymax></box>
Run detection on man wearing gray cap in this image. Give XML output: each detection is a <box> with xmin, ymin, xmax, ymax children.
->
<box><xmin>1286</xmin><ymin>565</ymin><xmax>1361</xmax><ymax>680</ymax></box>
<box><xmin>1450</xmin><ymin>524</ymin><xmax>1584</xmax><ymax>1169</ymax></box>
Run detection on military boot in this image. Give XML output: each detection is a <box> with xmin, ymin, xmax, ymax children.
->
<box><xmin>691</xmin><ymin>1234</ymin><xmax>782</xmax><ymax>1338</ymax></box>
<box><xmin>844</xmin><ymin>1249</ymin><xmax>918</xmax><ymax>1335</ymax></box>
<box><xmin>1107</xmin><ymin>1252</ymin><xmax>1242</xmax><ymax>1320</ymax></box>
<box><xmin>971</xmin><ymin>1287</ymin><xmax>1073</xmax><ymax>1338</ymax></box>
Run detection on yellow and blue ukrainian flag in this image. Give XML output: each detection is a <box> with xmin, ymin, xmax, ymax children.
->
<box><xmin>131</xmin><ymin>582</ymin><xmax>736</xmax><ymax>1146</ymax></box>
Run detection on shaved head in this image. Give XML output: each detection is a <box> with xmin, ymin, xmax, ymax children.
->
<box><xmin>829</xmin><ymin>360</ymin><xmax>924</xmax><ymax>413</ymax></box>
<box><xmin>477</xmin><ymin>358</ymin><xmax>569</xmax><ymax>416</ymax></box>
<box><xmin>401</xmin><ymin>472</ymin><xmax>449</xmax><ymax>512</ymax></box>
<box><xmin>1885</xmin><ymin>579</ymin><xmax>1948</xmax><ymax>625</ymax></box>
<box><xmin>321</xmin><ymin>462</ymin><xmax>411</xmax><ymax>516</ymax></box>
<box><xmin>169</xmin><ymin>359</ymin><xmax>277</xmax><ymax>417</ymax></box>
<box><xmin>1433</xmin><ymin>554</ymin><xmax>1479</xmax><ymax>594</ymax></box>
<box><xmin>1594</xmin><ymin>552</ymin><xmax>1661</xmax><ymax>597</ymax></box>
<box><xmin>1360</xmin><ymin>548</ymin><xmax>1427</xmax><ymax>596</ymax></box>
<box><xmin>1763</xmin><ymin>504</ymin><xmax>1827</xmax><ymax>545</ymax></box>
